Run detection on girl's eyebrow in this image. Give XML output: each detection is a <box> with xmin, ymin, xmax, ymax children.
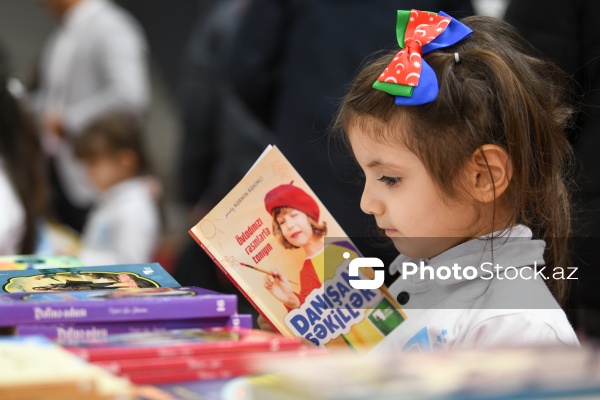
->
<box><xmin>366</xmin><ymin>160</ymin><xmax>383</xmax><ymax>168</ymax></box>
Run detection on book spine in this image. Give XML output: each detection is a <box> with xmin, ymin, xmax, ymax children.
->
<box><xmin>66</xmin><ymin>337</ymin><xmax>304</xmax><ymax>362</ymax></box>
<box><xmin>16</xmin><ymin>314</ymin><xmax>252</xmax><ymax>340</ymax></box>
<box><xmin>121</xmin><ymin>367</ymin><xmax>252</xmax><ymax>385</ymax></box>
<box><xmin>1</xmin><ymin>292</ymin><xmax>237</xmax><ymax>325</ymax></box>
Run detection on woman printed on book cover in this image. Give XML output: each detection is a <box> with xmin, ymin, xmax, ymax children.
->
<box><xmin>263</xmin><ymin>183</ymin><xmax>330</xmax><ymax>310</ymax></box>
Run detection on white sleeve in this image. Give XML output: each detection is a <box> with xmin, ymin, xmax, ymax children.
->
<box><xmin>462</xmin><ymin>311</ymin><xmax>580</xmax><ymax>348</ymax></box>
<box><xmin>63</xmin><ymin>14</ymin><xmax>149</xmax><ymax>132</ymax></box>
<box><xmin>110</xmin><ymin>198</ymin><xmax>160</xmax><ymax>264</ymax></box>
<box><xmin>0</xmin><ymin>166</ymin><xmax>25</xmax><ymax>255</ymax></box>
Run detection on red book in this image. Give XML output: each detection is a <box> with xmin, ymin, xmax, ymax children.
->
<box><xmin>64</xmin><ymin>327</ymin><xmax>304</xmax><ymax>362</ymax></box>
<box><xmin>95</xmin><ymin>346</ymin><xmax>325</xmax><ymax>374</ymax></box>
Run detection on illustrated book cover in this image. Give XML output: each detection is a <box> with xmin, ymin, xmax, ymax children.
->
<box><xmin>0</xmin><ymin>286</ymin><xmax>237</xmax><ymax>326</ymax></box>
<box><xmin>14</xmin><ymin>314</ymin><xmax>253</xmax><ymax>341</ymax></box>
<box><xmin>189</xmin><ymin>145</ymin><xmax>407</xmax><ymax>352</ymax></box>
<box><xmin>0</xmin><ymin>262</ymin><xmax>179</xmax><ymax>293</ymax></box>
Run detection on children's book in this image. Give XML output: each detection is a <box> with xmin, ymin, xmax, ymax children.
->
<box><xmin>189</xmin><ymin>146</ymin><xmax>407</xmax><ymax>352</ymax></box>
<box><xmin>14</xmin><ymin>314</ymin><xmax>253</xmax><ymax>341</ymax></box>
<box><xmin>0</xmin><ymin>262</ymin><xmax>179</xmax><ymax>293</ymax></box>
<box><xmin>0</xmin><ymin>286</ymin><xmax>237</xmax><ymax>326</ymax></box>
<box><xmin>64</xmin><ymin>327</ymin><xmax>305</xmax><ymax>362</ymax></box>
<box><xmin>0</xmin><ymin>255</ymin><xmax>84</xmax><ymax>270</ymax></box>
<box><xmin>0</xmin><ymin>335</ymin><xmax>134</xmax><ymax>399</ymax></box>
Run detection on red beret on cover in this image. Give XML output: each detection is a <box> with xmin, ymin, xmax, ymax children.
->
<box><xmin>264</xmin><ymin>183</ymin><xmax>320</xmax><ymax>221</ymax></box>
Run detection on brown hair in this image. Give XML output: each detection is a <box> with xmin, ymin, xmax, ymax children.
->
<box><xmin>73</xmin><ymin>113</ymin><xmax>150</xmax><ymax>175</ymax></box>
<box><xmin>333</xmin><ymin>16</ymin><xmax>574</xmax><ymax>304</ymax></box>
<box><xmin>271</xmin><ymin>207</ymin><xmax>327</xmax><ymax>249</ymax></box>
<box><xmin>0</xmin><ymin>76</ymin><xmax>48</xmax><ymax>253</ymax></box>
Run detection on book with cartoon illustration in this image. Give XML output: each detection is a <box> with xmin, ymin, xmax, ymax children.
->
<box><xmin>0</xmin><ymin>262</ymin><xmax>178</xmax><ymax>293</ymax></box>
<box><xmin>189</xmin><ymin>145</ymin><xmax>407</xmax><ymax>352</ymax></box>
<box><xmin>0</xmin><ymin>286</ymin><xmax>237</xmax><ymax>325</ymax></box>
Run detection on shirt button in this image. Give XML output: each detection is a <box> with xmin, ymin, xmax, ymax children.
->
<box><xmin>397</xmin><ymin>291</ymin><xmax>410</xmax><ymax>305</ymax></box>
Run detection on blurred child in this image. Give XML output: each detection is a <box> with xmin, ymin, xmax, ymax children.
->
<box><xmin>0</xmin><ymin>75</ymin><xmax>47</xmax><ymax>255</ymax></box>
<box><xmin>73</xmin><ymin>114</ymin><xmax>160</xmax><ymax>265</ymax></box>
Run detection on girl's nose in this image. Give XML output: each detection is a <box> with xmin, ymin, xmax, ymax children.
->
<box><xmin>360</xmin><ymin>184</ymin><xmax>383</xmax><ymax>216</ymax></box>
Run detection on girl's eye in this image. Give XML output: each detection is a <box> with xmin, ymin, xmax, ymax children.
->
<box><xmin>377</xmin><ymin>176</ymin><xmax>401</xmax><ymax>187</ymax></box>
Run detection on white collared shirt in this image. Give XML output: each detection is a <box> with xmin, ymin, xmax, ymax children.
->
<box><xmin>79</xmin><ymin>177</ymin><xmax>160</xmax><ymax>265</ymax></box>
<box><xmin>372</xmin><ymin>226</ymin><xmax>579</xmax><ymax>352</ymax></box>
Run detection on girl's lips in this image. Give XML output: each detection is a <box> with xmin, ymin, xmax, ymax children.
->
<box><xmin>291</xmin><ymin>232</ymin><xmax>301</xmax><ymax>239</ymax></box>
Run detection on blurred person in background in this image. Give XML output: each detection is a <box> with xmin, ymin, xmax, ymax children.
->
<box><xmin>226</xmin><ymin>0</ymin><xmax>474</xmax><ymax>273</ymax></box>
<box><xmin>30</xmin><ymin>0</ymin><xmax>149</xmax><ymax>233</ymax></box>
<box><xmin>73</xmin><ymin>113</ymin><xmax>161</xmax><ymax>265</ymax></box>
<box><xmin>505</xmin><ymin>0</ymin><xmax>600</xmax><ymax>341</ymax></box>
<box><xmin>173</xmin><ymin>0</ymin><xmax>271</xmax><ymax>323</ymax></box>
<box><xmin>0</xmin><ymin>73</ymin><xmax>48</xmax><ymax>255</ymax></box>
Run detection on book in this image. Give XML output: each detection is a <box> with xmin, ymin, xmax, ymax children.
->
<box><xmin>0</xmin><ymin>335</ymin><xmax>134</xmax><ymax>399</ymax></box>
<box><xmin>189</xmin><ymin>146</ymin><xmax>407</xmax><ymax>352</ymax></box>
<box><xmin>220</xmin><ymin>345</ymin><xmax>600</xmax><ymax>400</ymax></box>
<box><xmin>0</xmin><ymin>262</ymin><xmax>179</xmax><ymax>293</ymax></box>
<box><xmin>0</xmin><ymin>286</ymin><xmax>237</xmax><ymax>326</ymax></box>
<box><xmin>64</xmin><ymin>327</ymin><xmax>305</xmax><ymax>362</ymax></box>
<box><xmin>95</xmin><ymin>345</ymin><xmax>323</xmax><ymax>377</ymax></box>
<box><xmin>0</xmin><ymin>254</ymin><xmax>84</xmax><ymax>270</ymax></box>
<box><xmin>14</xmin><ymin>314</ymin><xmax>253</xmax><ymax>341</ymax></box>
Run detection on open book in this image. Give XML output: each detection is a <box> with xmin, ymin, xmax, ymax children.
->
<box><xmin>189</xmin><ymin>146</ymin><xmax>406</xmax><ymax>351</ymax></box>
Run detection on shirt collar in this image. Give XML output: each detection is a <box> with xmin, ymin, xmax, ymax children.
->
<box><xmin>389</xmin><ymin>225</ymin><xmax>545</xmax><ymax>288</ymax></box>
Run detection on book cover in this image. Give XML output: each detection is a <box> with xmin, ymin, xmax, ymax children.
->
<box><xmin>0</xmin><ymin>255</ymin><xmax>84</xmax><ymax>270</ymax></box>
<box><xmin>64</xmin><ymin>327</ymin><xmax>304</xmax><ymax>362</ymax></box>
<box><xmin>15</xmin><ymin>314</ymin><xmax>253</xmax><ymax>341</ymax></box>
<box><xmin>189</xmin><ymin>146</ymin><xmax>406</xmax><ymax>352</ymax></box>
<box><xmin>0</xmin><ymin>286</ymin><xmax>237</xmax><ymax>326</ymax></box>
<box><xmin>0</xmin><ymin>335</ymin><xmax>134</xmax><ymax>399</ymax></box>
<box><xmin>0</xmin><ymin>262</ymin><xmax>179</xmax><ymax>293</ymax></box>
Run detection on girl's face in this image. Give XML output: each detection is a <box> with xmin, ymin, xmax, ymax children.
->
<box><xmin>276</xmin><ymin>208</ymin><xmax>314</xmax><ymax>248</ymax></box>
<box><xmin>83</xmin><ymin>153</ymin><xmax>129</xmax><ymax>192</ymax></box>
<box><xmin>349</xmin><ymin>130</ymin><xmax>486</xmax><ymax>259</ymax></box>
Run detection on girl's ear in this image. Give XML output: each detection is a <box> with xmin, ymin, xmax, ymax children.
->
<box><xmin>467</xmin><ymin>144</ymin><xmax>512</xmax><ymax>203</ymax></box>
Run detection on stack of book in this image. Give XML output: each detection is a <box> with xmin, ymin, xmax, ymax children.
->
<box><xmin>62</xmin><ymin>327</ymin><xmax>319</xmax><ymax>385</ymax></box>
<box><xmin>0</xmin><ymin>262</ymin><xmax>253</xmax><ymax>340</ymax></box>
<box><xmin>0</xmin><ymin>259</ymin><xmax>324</xmax><ymax>390</ymax></box>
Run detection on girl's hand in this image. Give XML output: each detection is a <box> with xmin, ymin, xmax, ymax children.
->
<box><xmin>257</xmin><ymin>315</ymin><xmax>276</xmax><ymax>332</ymax></box>
<box><xmin>264</xmin><ymin>269</ymin><xmax>300</xmax><ymax>309</ymax></box>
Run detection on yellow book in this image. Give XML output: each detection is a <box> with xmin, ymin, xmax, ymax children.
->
<box><xmin>190</xmin><ymin>146</ymin><xmax>407</xmax><ymax>352</ymax></box>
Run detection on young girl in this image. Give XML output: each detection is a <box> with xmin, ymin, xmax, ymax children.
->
<box><xmin>73</xmin><ymin>113</ymin><xmax>160</xmax><ymax>265</ymax></box>
<box><xmin>333</xmin><ymin>10</ymin><xmax>579</xmax><ymax>350</ymax></box>
<box><xmin>263</xmin><ymin>183</ymin><xmax>328</xmax><ymax>310</ymax></box>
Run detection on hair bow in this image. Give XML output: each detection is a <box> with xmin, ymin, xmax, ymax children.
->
<box><xmin>373</xmin><ymin>9</ymin><xmax>473</xmax><ymax>105</ymax></box>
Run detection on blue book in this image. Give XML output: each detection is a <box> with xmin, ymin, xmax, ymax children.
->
<box><xmin>0</xmin><ymin>263</ymin><xmax>179</xmax><ymax>293</ymax></box>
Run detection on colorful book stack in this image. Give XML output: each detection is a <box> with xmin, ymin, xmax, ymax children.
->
<box><xmin>0</xmin><ymin>263</ymin><xmax>253</xmax><ymax>340</ymax></box>
<box><xmin>62</xmin><ymin>327</ymin><xmax>319</xmax><ymax>385</ymax></box>
<box><xmin>0</xmin><ymin>260</ymin><xmax>325</xmax><ymax>390</ymax></box>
